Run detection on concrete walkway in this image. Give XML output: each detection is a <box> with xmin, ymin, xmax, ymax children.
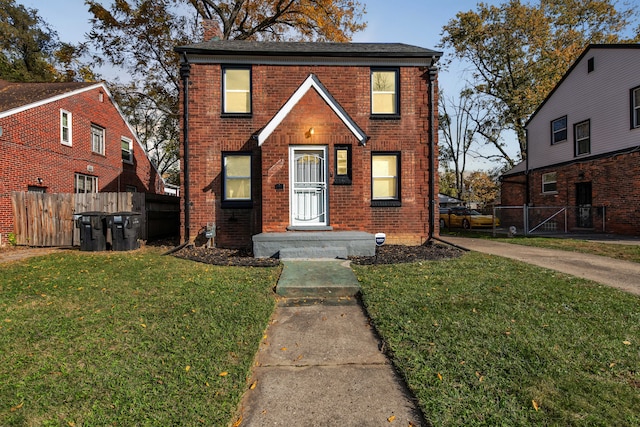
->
<box><xmin>236</xmin><ymin>260</ymin><xmax>426</xmax><ymax>426</ymax></box>
<box><xmin>442</xmin><ymin>235</ymin><xmax>640</xmax><ymax>296</ymax></box>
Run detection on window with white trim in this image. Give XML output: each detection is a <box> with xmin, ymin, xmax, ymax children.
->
<box><xmin>222</xmin><ymin>153</ymin><xmax>252</xmax><ymax>208</ymax></box>
<box><xmin>574</xmin><ymin>120</ymin><xmax>590</xmax><ymax>156</ymax></box>
<box><xmin>372</xmin><ymin>152</ymin><xmax>400</xmax><ymax>206</ymax></box>
<box><xmin>371</xmin><ymin>69</ymin><xmax>399</xmax><ymax>115</ymax></box>
<box><xmin>60</xmin><ymin>110</ymin><xmax>72</xmax><ymax>145</ymax></box>
<box><xmin>91</xmin><ymin>124</ymin><xmax>105</xmax><ymax>155</ymax></box>
<box><xmin>551</xmin><ymin>116</ymin><xmax>567</xmax><ymax>144</ymax></box>
<box><xmin>121</xmin><ymin>137</ymin><xmax>133</xmax><ymax>163</ymax></box>
<box><xmin>631</xmin><ymin>86</ymin><xmax>640</xmax><ymax>129</ymax></box>
<box><xmin>542</xmin><ymin>172</ymin><xmax>557</xmax><ymax>194</ymax></box>
<box><xmin>223</xmin><ymin>67</ymin><xmax>251</xmax><ymax>114</ymax></box>
<box><xmin>75</xmin><ymin>173</ymin><xmax>98</xmax><ymax>193</ymax></box>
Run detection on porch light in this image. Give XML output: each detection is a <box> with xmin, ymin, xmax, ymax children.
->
<box><xmin>305</xmin><ymin>127</ymin><xmax>315</xmax><ymax>138</ymax></box>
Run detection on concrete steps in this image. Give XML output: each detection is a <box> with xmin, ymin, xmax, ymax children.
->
<box><xmin>276</xmin><ymin>260</ymin><xmax>360</xmax><ymax>298</ymax></box>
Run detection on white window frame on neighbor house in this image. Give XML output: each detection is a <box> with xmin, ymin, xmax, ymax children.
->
<box><xmin>371</xmin><ymin>152</ymin><xmax>401</xmax><ymax>206</ymax></box>
<box><xmin>91</xmin><ymin>124</ymin><xmax>105</xmax><ymax>155</ymax></box>
<box><xmin>371</xmin><ymin>68</ymin><xmax>399</xmax><ymax>116</ymax></box>
<box><xmin>574</xmin><ymin>120</ymin><xmax>590</xmax><ymax>156</ymax></box>
<box><xmin>222</xmin><ymin>152</ymin><xmax>252</xmax><ymax>208</ymax></box>
<box><xmin>60</xmin><ymin>109</ymin><xmax>72</xmax><ymax>146</ymax></box>
<box><xmin>631</xmin><ymin>86</ymin><xmax>640</xmax><ymax>129</ymax></box>
<box><xmin>542</xmin><ymin>172</ymin><xmax>557</xmax><ymax>194</ymax></box>
<box><xmin>223</xmin><ymin>66</ymin><xmax>251</xmax><ymax>114</ymax></box>
<box><xmin>121</xmin><ymin>137</ymin><xmax>133</xmax><ymax>163</ymax></box>
<box><xmin>551</xmin><ymin>116</ymin><xmax>567</xmax><ymax>144</ymax></box>
<box><xmin>75</xmin><ymin>173</ymin><xmax>98</xmax><ymax>193</ymax></box>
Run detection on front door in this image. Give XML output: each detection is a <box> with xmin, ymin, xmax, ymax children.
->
<box><xmin>576</xmin><ymin>182</ymin><xmax>592</xmax><ymax>228</ymax></box>
<box><xmin>290</xmin><ymin>146</ymin><xmax>327</xmax><ymax>226</ymax></box>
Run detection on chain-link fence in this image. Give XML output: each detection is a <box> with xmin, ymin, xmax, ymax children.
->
<box><xmin>493</xmin><ymin>205</ymin><xmax>608</xmax><ymax>236</ymax></box>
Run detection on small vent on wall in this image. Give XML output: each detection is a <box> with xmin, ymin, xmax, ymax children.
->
<box><xmin>587</xmin><ymin>57</ymin><xmax>594</xmax><ymax>73</ymax></box>
<box><xmin>87</xmin><ymin>165</ymin><xmax>94</xmax><ymax>172</ymax></box>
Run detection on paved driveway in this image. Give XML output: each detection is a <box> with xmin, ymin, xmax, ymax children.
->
<box><xmin>442</xmin><ymin>236</ymin><xmax>640</xmax><ymax>296</ymax></box>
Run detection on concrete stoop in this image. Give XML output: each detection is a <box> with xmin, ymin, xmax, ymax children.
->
<box><xmin>252</xmin><ymin>231</ymin><xmax>375</xmax><ymax>259</ymax></box>
<box><xmin>276</xmin><ymin>260</ymin><xmax>360</xmax><ymax>298</ymax></box>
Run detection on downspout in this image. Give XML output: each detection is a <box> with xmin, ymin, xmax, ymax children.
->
<box><xmin>427</xmin><ymin>58</ymin><xmax>439</xmax><ymax>243</ymax></box>
<box><xmin>179</xmin><ymin>54</ymin><xmax>191</xmax><ymax>244</ymax></box>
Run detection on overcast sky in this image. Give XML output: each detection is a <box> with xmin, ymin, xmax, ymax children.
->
<box><xmin>21</xmin><ymin>0</ymin><xmax>515</xmax><ymax>169</ymax></box>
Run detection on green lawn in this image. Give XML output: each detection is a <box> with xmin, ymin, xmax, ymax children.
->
<box><xmin>353</xmin><ymin>251</ymin><xmax>640</xmax><ymax>426</ymax></box>
<box><xmin>0</xmin><ymin>249</ymin><xmax>279</xmax><ymax>426</ymax></box>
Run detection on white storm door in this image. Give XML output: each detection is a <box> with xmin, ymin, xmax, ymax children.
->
<box><xmin>290</xmin><ymin>146</ymin><xmax>328</xmax><ymax>226</ymax></box>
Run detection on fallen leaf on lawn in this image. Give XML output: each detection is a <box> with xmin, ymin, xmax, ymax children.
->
<box><xmin>185</xmin><ymin>366</ymin><xmax>191</xmax><ymax>372</ymax></box>
<box><xmin>232</xmin><ymin>415</ymin><xmax>242</xmax><ymax>427</ymax></box>
<box><xmin>219</xmin><ymin>371</ymin><xmax>228</xmax><ymax>376</ymax></box>
<box><xmin>387</xmin><ymin>415</ymin><xmax>396</xmax><ymax>422</ymax></box>
<box><xmin>532</xmin><ymin>400</ymin><xmax>539</xmax><ymax>411</ymax></box>
<box><xmin>10</xmin><ymin>402</ymin><xmax>23</xmax><ymax>412</ymax></box>
<box><xmin>140</xmin><ymin>324</ymin><xmax>147</xmax><ymax>328</ymax></box>
<box><xmin>250</xmin><ymin>381</ymin><xmax>257</xmax><ymax>390</ymax></box>
<box><xmin>609</xmin><ymin>363</ymin><xmax>616</xmax><ymax>368</ymax></box>
<box><xmin>205</xmin><ymin>382</ymin><xmax>210</xmax><ymax>387</ymax></box>
<box><xmin>623</xmin><ymin>341</ymin><xmax>631</xmax><ymax>345</ymax></box>
<box><xmin>280</xmin><ymin>347</ymin><xmax>287</xmax><ymax>351</ymax></box>
<box><xmin>437</xmin><ymin>373</ymin><xmax>443</xmax><ymax>381</ymax></box>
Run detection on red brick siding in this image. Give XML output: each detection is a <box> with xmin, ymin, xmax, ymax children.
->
<box><xmin>0</xmin><ymin>86</ymin><xmax>163</xmax><ymax>243</ymax></box>
<box><xmin>181</xmin><ymin>63</ymin><xmax>436</xmax><ymax>247</ymax></box>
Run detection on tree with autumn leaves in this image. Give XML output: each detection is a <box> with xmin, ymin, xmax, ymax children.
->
<box><xmin>85</xmin><ymin>0</ymin><xmax>366</xmax><ymax>182</ymax></box>
<box><xmin>440</xmin><ymin>0</ymin><xmax>640</xmax><ymax>168</ymax></box>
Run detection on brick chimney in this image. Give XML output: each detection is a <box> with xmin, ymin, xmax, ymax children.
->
<box><xmin>203</xmin><ymin>19</ymin><xmax>223</xmax><ymax>41</ymax></box>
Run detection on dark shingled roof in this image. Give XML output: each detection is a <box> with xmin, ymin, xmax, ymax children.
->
<box><xmin>175</xmin><ymin>40</ymin><xmax>442</xmax><ymax>58</ymax></box>
<box><xmin>0</xmin><ymin>79</ymin><xmax>98</xmax><ymax>114</ymax></box>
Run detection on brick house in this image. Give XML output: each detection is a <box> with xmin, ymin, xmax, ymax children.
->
<box><xmin>0</xmin><ymin>80</ymin><xmax>165</xmax><ymax>243</ymax></box>
<box><xmin>501</xmin><ymin>44</ymin><xmax>640</xmax><ymax>235</ymax></box>
<box><xmin>174</xmin><ymin>40</ymin><xmax>441</xmax><ymax>256</ymax></box>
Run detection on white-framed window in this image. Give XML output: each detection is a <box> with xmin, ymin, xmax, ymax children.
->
<box><xmin>551</xmin><ymin>116</ymin><xmax>567</xmax><ymax>144</ymax></box>
<box><xmin>371</xmin><ymin>69</ymin><xmax>399</xmax><ymax>115</ymax></box>
<box><xmin>372</xmin><ymin>152</ymin><xmax>400</xmax><ymax>206</ymax></box>
<box><xmin>574</xmin><ymin>120</ymin><xmax>590</xmax><ymax>156</ymax></box>
<box><xmin>542</xmin><ymin>172</ymin><xmax>557</xmax><ymax>194</ymax></box>
<box><xmin>222</xmin><ymin>152</ymin><xmax>252</xmax><ymax>208</ymax></box>
<box><xmin>121</xmin><ymin>137</ymin><xmax>133</xmax><ymax>163</ymax></box>
<box><xmin>60</xmin><ymin>110</ymin><xmax>72</xmax><ymax>145</ymax></box>
<box><xmin>91</xmin><ymin>124</ymin><xmax>105</xmax><ymax>155</ymax></box>
<box><xmin>75</xmin><ymin>173</ymin><xmax>98</xmax><ymax>193</ymax></box>
<box><xmin>631</xmin><ymin>86</ymin><xmax>640</xmax><ymax>129</ymax></box>
<box><xmin>223</xmin><ymin>67</ymin><xmax>251</xmax><ymax>114</ymax></box>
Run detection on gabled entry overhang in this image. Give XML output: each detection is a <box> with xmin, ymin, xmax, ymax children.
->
<box><xmin>256</xmin><ymin>74</ymin><xmax>367</xmax><ymax>146</ymax></box>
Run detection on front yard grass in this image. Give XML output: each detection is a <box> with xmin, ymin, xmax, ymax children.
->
<box><xmin>0</xmin><ymin>249</ymin><xmax>279</xmax><ymax>426</ymax></box>
<box><xmin>354</xmin><ymin>252</ymin><xmax>640</xmax><ymax>426</ymax></box>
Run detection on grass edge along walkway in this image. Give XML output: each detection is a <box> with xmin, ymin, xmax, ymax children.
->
<box><xmin>353</xmin><ymin>251</ymin><xmax>640</xmax><ymax>426</ymax></box>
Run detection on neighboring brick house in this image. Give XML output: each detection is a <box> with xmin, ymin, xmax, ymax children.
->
<box><xmin>501</xmin><ymin>44</ymin><xmax>640</xmax><ymax>235</ymax></box>
<box><xmin>174</xmin><ymin>40</ymin><xmax>441</xmax><ymax>255</ymax></box>
<box><xmin>0</xmin><ymin>79</ymin><xmax>165</xmax><ymax>243</ymax></box>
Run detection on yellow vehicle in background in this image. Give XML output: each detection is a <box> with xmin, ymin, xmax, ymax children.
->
<box><xmin>439</xmin><ymin>206</ymin><xmax>500</xmax><ymax>229</ymax></box>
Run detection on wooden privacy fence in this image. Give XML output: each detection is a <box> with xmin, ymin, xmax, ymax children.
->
<box><xmin>11</xmin><ymin>192</ymin><xmax>180</xmax><ymax>247</ymax></box>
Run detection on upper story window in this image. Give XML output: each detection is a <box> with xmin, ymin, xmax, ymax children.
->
<box><xmin>371</xmin><ymin>69</ymin><xmax>399</xmax><ymax>116</ymax></box>
<box><xmin>542</xmin><ymin>172</ymin><xmax>557</xmax><ymax>194</ymax></box>
<box><xmin>75</xmin><ymin>173</ymin><xmax>97</xmax><ymax>193</ymax></box>
<box><xmin>371</xmin><ymin>152</ymin><xmax>401</xmax><ymax>206</ymax></box>
<box><xmin>121</xmin><ymin>137</ymin><xmax>133</xmax><ymax>163</ymax></box>
<box><xmin>574</xmin><ymin>120</ymin><xmax>590</xmax><ymax>156</ymax></box>
<box><xmin>223</xmin><ymin>67</ymin><xmax>251</xmax><ymax>114</ymax></box>
<box><xmin>551</xmin><ymin>116</ymin><xmax>567</xmax><ymax>144</ymax></box>
<box><xmin>334</xmin><ymin>145</ymin><xmax>352</xmax><ymax>185</ymax></box>
<box><xmin>91</xmin><ymin>124</ymin><xmax>105</xmax><ymax>155</ymax></box>
<box><xmin>631</xmin><ymin>86</ymin><xmax>640</xmax><ymax>129</ymax></box>
<box><xmin>60</xmin><ymin>110</ymin><xmax>72</xmax><ymax>146</ymax></box>
<box><xmin>222</xmin><ymin>152</ymin><xmax>252</xmax><ymax>208</ymax></box>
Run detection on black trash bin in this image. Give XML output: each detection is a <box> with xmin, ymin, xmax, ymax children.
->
<box><xmin>107</xmin><ymin>212</ymin><xmax>141</xmax><ymax>251</ymax></box>
<box><xmin>78</xmin><ymin>211</ymin><xmax>107</xmax><ymax>251</ymax></box>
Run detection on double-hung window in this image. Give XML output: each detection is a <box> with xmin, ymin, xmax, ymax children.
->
<box><xmin>222</xmin><ymin>153</ymin><xmax>252</xmax><ymax>208</ymax></box>
<box><xmin>60</xmin><ymin>110</ymin><xmax>72</xmax><ymax>145</ymax></box>
<box><xmin>121</xmin><ymin>137</ymin><xmax>133</xmax><ymax>163</ymax></box>
<box><xmin>542</xmin><ymin>172</ymin><xmax>557</xmax><ymax>194</ymax></box>
<box><xmin>75</xmin><ymin>173</ymin><xmax>98</xmax><ymax>193</ymax></box>
<box><xmin>91</xmin><ymin>124</ymin><xmax>105</xmax><ymax>155</ymax></box>
<box><xmin>371</xmin><ymin>152</ymin><xmax>400</xmax><ymax>206</ymax></box>
<box><xmin>371</xmin><ymin>69</ymin><xmax>399</xmax><ymax>116</ymax></box>
<box><xmin>223</xmin><ymin>67</ymin><xmax>251</xmax><ymax>114</ymax></box>
<box><xmin>551</xmin><ymin>116</ymin><xmax>567</xmax><ymax>144</ymax></box>
<box><xmin>631</xmin><ymin>86</ymin><xmax>640</xmax><ymax>129</ymax></box>
<box><xmin>574</xmin><ymin>120</ymin><xmax>590</xmax><ymax>156</ymax></box>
